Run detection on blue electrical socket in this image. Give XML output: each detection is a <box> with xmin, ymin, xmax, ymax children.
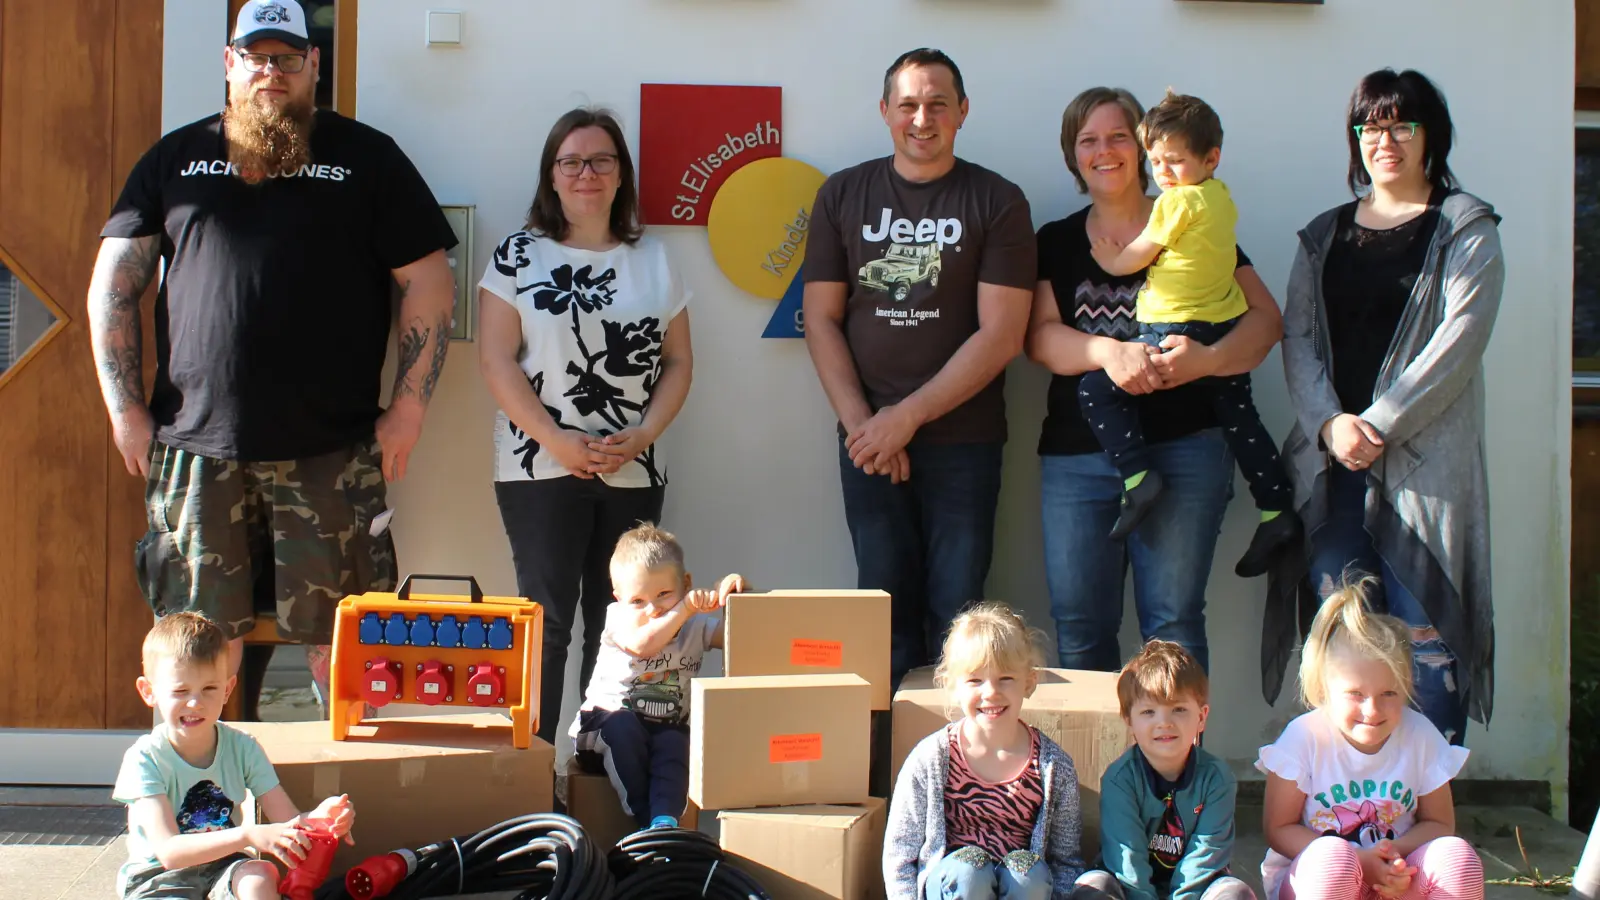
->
<box><xmin>383</xmin><ymin>614</ymin><xmax>410</xmax><ymax>646</ymax></box>
<box><xmin>359</xmin><ymin>612</ymin><xmax>383</xmax><ymax>645</ymax></box>
<box><xmin>410</xmin><ymin>614</ymin><xmax>435</xmax><ymax>647</ymax></box>
<box><xmin>487</xmin><ymin>618</ymin><xmax>513</xmax><ymax>651</ymax></box>
<box><xmin>436</xmin><ymin>615</ymin><xmax>461</xmax><ymax>648</ymax></box>
<box><xmin>462</xmin><ymin>615</ymin><xmax>487</xmax><ymax>650</ymax></box>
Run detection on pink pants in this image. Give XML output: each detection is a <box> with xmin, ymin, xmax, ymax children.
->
<box><xmin>1282</xmin><ymin>836</ymin><xmax>1483</xmax><ymax>900</ymax></box>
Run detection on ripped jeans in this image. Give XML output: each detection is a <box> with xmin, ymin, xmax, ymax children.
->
<box><xmin>1307</xmin><ymin>466</ymin><xmax>1468</xmax><ymax>745</ymax></box>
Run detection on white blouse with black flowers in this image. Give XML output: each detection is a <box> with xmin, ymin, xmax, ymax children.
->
<box><xmin>479</xmin><ymin>230</ymin><xmax>689</xmax><ymax>488</ymax></box>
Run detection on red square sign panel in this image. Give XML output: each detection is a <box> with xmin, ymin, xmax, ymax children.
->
<box><xmin>639</xmin><ymin>84</ymin><xmax>782</xmax><ymax>226</ymax></box>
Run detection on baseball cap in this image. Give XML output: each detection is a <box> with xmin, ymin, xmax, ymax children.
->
<box><xmin>231</xmin><ymin>0</ymin><xmax>310</xmax><ymax>51</ymax></box>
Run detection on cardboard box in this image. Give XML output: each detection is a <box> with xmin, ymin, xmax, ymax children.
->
<box><xmin>234</xmin><ymin>715</ymin><xmax>554</xmax><ymax>875</ymax></box>
<box><xmin>889</xmin><ymin>667</ymin><xmax>1130</xmax><ymax>861</ymax></box>
<box><xmin>565</xmin><ymin>758</ymin><xmax>699</xmax><ymax>851</ymax></box>
<box><xmin>724</xmin><ymin>590</ymin><xmax>893</xmax><ymax>710</ymax></box>
<box><xmin>718</xmin><ymin>798</ymin><xmax>887</xmax><ymax>900</ymax></box>
<box><xmin>691</xmin><ymin>674</ymin><xmax>871</xmax><ymax>810</ymax></box>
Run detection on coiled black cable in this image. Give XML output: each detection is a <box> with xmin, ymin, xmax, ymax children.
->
<box><xmin>608</xmin><ymin>828</ymin><xmax>771</xmax><ymax>900</ymax></box>
<box><xmin>312</xmin><ymin>813</ymin><xmax>613</xmax><ymax>900</ymax></box>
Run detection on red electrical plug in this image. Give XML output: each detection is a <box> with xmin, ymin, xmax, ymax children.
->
<box><xmin>345</xmin><ymin>850</ymin><xmax>416</xmax><ymax>900</ymax></box>
<box><xmin>278</xmin><ymin>824</ymin><xmax>337</xmax><ymax>900</ymax></box>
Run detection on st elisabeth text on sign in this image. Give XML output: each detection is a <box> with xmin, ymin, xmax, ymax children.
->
<box><xmin>638</xmin><ymin>84</ymin><xmax>782</xmax><ymax>225</ymax></box>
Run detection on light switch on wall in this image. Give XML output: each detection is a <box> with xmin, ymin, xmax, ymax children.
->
<box><xmin>426</xmin><ymin>10</ymin><xmax>462</xmax><ymax>46</ymax></box>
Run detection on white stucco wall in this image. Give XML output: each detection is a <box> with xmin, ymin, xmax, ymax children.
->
<box><xmin>162</xmin><ymin>0</ymin><xmax>1574</xmax><ymax>795</ymax></box>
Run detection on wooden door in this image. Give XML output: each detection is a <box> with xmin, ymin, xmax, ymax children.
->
<box><xmin>0</xmin><ymin>0</ymin><xmax>164</xmax><ymax>730</ymax></box>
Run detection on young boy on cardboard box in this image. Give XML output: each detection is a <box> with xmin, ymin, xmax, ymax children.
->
<box><xmin>570</xmin><ymin>523</ymin><xmax>747</xmax><ymax>831</ymax></box>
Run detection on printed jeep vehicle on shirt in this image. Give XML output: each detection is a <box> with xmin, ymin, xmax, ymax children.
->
<box><xmin>859</xmin><ymin>242</ymin><xmax>942</xmax><ymax>302</ymax></box>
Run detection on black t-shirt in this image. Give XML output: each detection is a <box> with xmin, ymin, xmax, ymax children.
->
<box><xmin>805</xmin><ymin>157</ymin><xmax>1036</xmax><ymax>444</ymax></box>
<box><xmin>1321</xmin><ymin>190</ymin><xmax>1443</xmax><ymax>414</ymax></box>
<box><xmin>1034</xmin><ymin>207</ymin><xmax>1252</xmax><ymax>456</ymax></box>
<box><xmin>101</xmin><ymin>111</ymin><xmax>458</xmax><ymax>461</ymax></box>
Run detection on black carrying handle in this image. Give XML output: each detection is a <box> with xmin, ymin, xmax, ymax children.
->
<box><xmin>396</xmin><ymin>574</ymin><xmax>485</xmax><ymax>603</ymax></box>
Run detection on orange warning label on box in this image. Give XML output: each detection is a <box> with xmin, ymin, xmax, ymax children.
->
<box><xmin>768</xmin><ymin>733</ymin><xmax>823</xmax><ymax>763</ymax></box>
<box><xmin>790</xmin><ymin>639</ymin><xmax>844</xmax><ymax>667</ymax></box>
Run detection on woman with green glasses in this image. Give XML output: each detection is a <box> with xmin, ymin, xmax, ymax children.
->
<box><xmin>1276</xmin><ymin>69</ymin><xmax>1504</xmax><ymax>745</ymax></box>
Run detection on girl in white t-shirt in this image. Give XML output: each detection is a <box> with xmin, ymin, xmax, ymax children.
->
<box><xmin>1256</xmin><ymin>578</ymin><xmax>1480</xmax><ymax>900</ymax></box>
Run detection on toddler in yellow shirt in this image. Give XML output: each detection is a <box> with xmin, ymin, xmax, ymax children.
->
<box><xmin>1080</xmin><ymin>89</ymin><xmax>1298</xmax><ymax>578</ymax></box>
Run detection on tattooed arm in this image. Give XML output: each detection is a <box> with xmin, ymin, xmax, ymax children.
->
<box><xmin>377</xmin><ymin>249</ymin><xmax>455</xmax><ymax>482</ymax></box>
<box><xmin>88</xmin><ymin>235</ymin><xmax>161</xmax><ymax>476</ymax></box>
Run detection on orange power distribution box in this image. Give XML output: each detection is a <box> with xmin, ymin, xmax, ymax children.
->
<box><xmin>328</xmin><ymin>575</ymin><xmax>543</xmax><ymax>748</ymax></box>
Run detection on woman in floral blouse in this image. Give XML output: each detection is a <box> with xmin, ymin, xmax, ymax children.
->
<box><xmin>477</xmin><ymin>107</ymin><xmax>694</xmax><ymax>745</ymax></box>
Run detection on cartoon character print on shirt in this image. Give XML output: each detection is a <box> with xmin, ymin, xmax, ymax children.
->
<box><xmin>492</xmin><ymin>234</ymin><xmax>666</xmax><ymax>485</ymax></box>
<box><xmin>624</xmin><ymin>669</ymin><xmax>685</xmax><ymax>725</ymax></box>
<box><xmin>1148</xmin><ymin>791</ymin><xmax>1187</xmax><ymax>871</ymax></box>
<box><xmin>857</xmin><ymin>208</ymin><xmax>962</xmax><ymax>318</ymax></box>
<box><xmin>1308</xmin><ymin>778</ymin><xmax>1415</xmax><ymax>848</ymax></box>
<box><xmin>175</xmin><ymin>781</ymin><xmax>235</xmax><ymax>833</ymax></box>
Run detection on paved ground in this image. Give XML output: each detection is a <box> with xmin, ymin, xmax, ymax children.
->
<box><xmin>5</xmin><ymin>686</ymin><xmax>1585</xmax><ymax>899</ymax></box>
<box><xmin>1</xmin><ymin>795</ymin><xmax>1584</xmax><ymax>900</ymax></box>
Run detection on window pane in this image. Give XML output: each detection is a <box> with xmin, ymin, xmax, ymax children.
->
<box><xmin>1576</xmin><ymin>129</ymin><xmax>1600</xmax><ymax>368</ymax></box>
<box><xmin>304</xmin><ymin>1</ymin><xmax>336</xmax><ymax>110</ymax></box>
<box><xmin>0</xmin><ymin>263</ymin><xmax>59</xmax><ymax>376</ymax></box>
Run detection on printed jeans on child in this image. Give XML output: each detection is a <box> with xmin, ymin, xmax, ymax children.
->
<box><xmin>926</xmin><ymin>847</ymin><xmax>1051</xmax><ymax>900</ymax></box>
<box><xmin>1075</xmin><ymin>316</ymin><xmax>1292</xmax><ymax>511</ymax></box>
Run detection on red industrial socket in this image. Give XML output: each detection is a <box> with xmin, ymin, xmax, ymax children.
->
<box><xmin>360</xmin><ymin>657</ymin><xmax>404</xmax><ymax>708</ymax></box>
<box><xmin>414</xmin><ymin>660</ymin><xmax>453</xmax><ymax>705</ymax></box>
<box><xmin>465</xmin><ymin>663</ymin><xmax>505</xmax><ymax>707</ymax></box>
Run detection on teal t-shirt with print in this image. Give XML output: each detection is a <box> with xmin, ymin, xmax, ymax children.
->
<box><xmin>112</xmin><ymin>722</ymin><xmax>279</xmax><ymax>895</ymax></box>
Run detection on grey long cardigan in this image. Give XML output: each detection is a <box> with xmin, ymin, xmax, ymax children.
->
<box><xmin>884</xmin><ymin>725</ymin><xmax>1085</xmax><ymax>900</ymax></box>
<box><xmin>1269</xmin><ymin>190</ymin><xmax>1504</xmax><ymax>723</ymax></box>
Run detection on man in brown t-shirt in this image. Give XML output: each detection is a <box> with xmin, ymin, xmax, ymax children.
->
<box><xmin>803</xmin><ymin>48</ymin><xmax>1036</xmax><ymax>685</ymax></box>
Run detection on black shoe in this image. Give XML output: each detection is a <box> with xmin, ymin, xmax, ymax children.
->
<box><xmin>1235</xmin><ymin>510</ymin><xmax>1303</xmax><ymax>578</ymax></box>
<box><xmin>1108</xmin><ymin>470</ymin><xmax>1164</xmax><ymax>541</ymax></box>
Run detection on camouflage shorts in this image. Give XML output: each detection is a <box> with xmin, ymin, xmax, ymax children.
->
<box><xmin>135</xmin><ymin>437</ymin><xmax>398</xmax><ymax>644</ymax></box>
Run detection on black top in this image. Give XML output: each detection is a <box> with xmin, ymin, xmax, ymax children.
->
<box><xmin>805</xmin><ymin>157</ymin><xmax>1037</xmax><ymax>444</ymax></box>
<box><xmin>1035</xmin><ymin>207</ymin><xmax>1252</xmax><ymax>456</ymax></box>
<box><xmin>1321</xmin><ymin>189</ymin><xmax>1444</xmax><ymax>414</ymax></box>
<box><xmin>102</xmin><ymin>110</ymin><xmax>458</xmax><ymax>461</ymax></box>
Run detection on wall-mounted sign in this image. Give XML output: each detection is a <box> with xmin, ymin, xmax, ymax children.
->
<box><xmin>639</xmin><ymin>84</ymin><xmax>782</xmax><ymax>225</ymax></box>
<box><xmin>706</xmin><ymin>157</ymin><xmax>826</xmax><ymax>339</ymax></box>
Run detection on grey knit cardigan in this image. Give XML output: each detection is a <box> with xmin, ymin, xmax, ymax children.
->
<box><xmin>883</xmin><ymin>725</ymin><xmax>1085</xmax><ymax>899</ymax></box>
<box><xmin>1270</xmin><ymin>190</ymin><xmax>1504</xmax><ymax>724</ymax></box>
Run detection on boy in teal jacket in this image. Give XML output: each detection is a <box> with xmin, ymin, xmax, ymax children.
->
<box><xmin>1070</xmin><ymin>641</ymin><xmax>1256</xmax><ymax>900</ymax></box>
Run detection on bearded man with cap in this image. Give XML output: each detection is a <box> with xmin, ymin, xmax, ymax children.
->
<box><xmin>88</xmin><ymin>0</ymin><xmax>459</xmax><ymax>708</ymax></box>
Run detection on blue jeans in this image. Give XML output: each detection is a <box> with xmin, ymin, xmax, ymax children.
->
<box><xmin>926</xmin><ymin>848</ymin><xmax>1051</xmax><ymax>900</ymax></box>
<box><xmin>1307</xmin><ymin>466</ymin><xmax>1468</xmax><ymax>745</ymax></box>
<box><xmin>839</xmin><ymin>438</ymin><xmax>1004</xmax><ymax>685</ymax></box>
<box><xmin>1040</xmin><ymin>429</ymin><xmax>1233</xmax><ymax>672</ymax></box>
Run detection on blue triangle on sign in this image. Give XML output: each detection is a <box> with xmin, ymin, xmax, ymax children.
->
<box><xmin>762</xmin><ymin>263</ymin><xmax>805</xmax><ymax>339</ymax></box>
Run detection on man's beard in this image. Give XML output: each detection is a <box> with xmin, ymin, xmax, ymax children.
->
<box><xmin>223</xmin><ymin>86</ymin><xmax>315</xmax><ymax>184</ymax></box>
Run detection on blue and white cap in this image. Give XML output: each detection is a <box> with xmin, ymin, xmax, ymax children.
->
<box><xmin>231</xmin><ymin>0</ymin><xmax>310</xmax><ymax>51</ymax></box>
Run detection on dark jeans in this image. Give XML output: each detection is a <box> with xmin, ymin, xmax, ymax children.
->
<box><xmin>495</xmin><ymin>477</ymin><xmax>665</xmax><ymax>745</ymax></box>
<box><xmin>1307</xmin><ymin>465</ymin><xmax>1468</xmax><ymax>745</ymax></box>
<box><xmin>575</xmin><ymin>708</ymin><xmax>690</xmax><ymax>830</ymax></box>
<box><xmin>1041</xmin><ymin>429</ymin><xmax>1232</xmax><ymax>672</ymax></box>
<box><xmin>839</xmin><ymin>438</ymin><xmax>1004</xmax><ymax>685</ymax></box>
<box><xmin>1077</xmin><ymin>317</ymin><xmax>1293</xmax><ymax>511</ymax></box>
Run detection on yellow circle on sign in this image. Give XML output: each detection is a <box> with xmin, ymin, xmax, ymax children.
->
<box><xmin>706</xmin><ymin>157</ymin><xmax>828</xmax><ymax>300</ymax></box>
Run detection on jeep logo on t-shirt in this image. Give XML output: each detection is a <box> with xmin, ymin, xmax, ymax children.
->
<box><xmin>862</xmin><ymin>208</ymin><xmax>963</xmax><ymax>248</ymax></box>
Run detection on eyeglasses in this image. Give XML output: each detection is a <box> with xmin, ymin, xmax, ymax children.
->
<box><xmin>1354</xmin><ymin>122</ymin><xmax>1420</xmax><ymax>144</ymax></box>
<box><xmin>555</xmin><ymin>154</ymin><xmax>619</xmax><ymax>177</ymax></box>
<box><xmin>234</xmin><ymin>49</ymin><xmax>308</xmax><ymax>74</ymax></box>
